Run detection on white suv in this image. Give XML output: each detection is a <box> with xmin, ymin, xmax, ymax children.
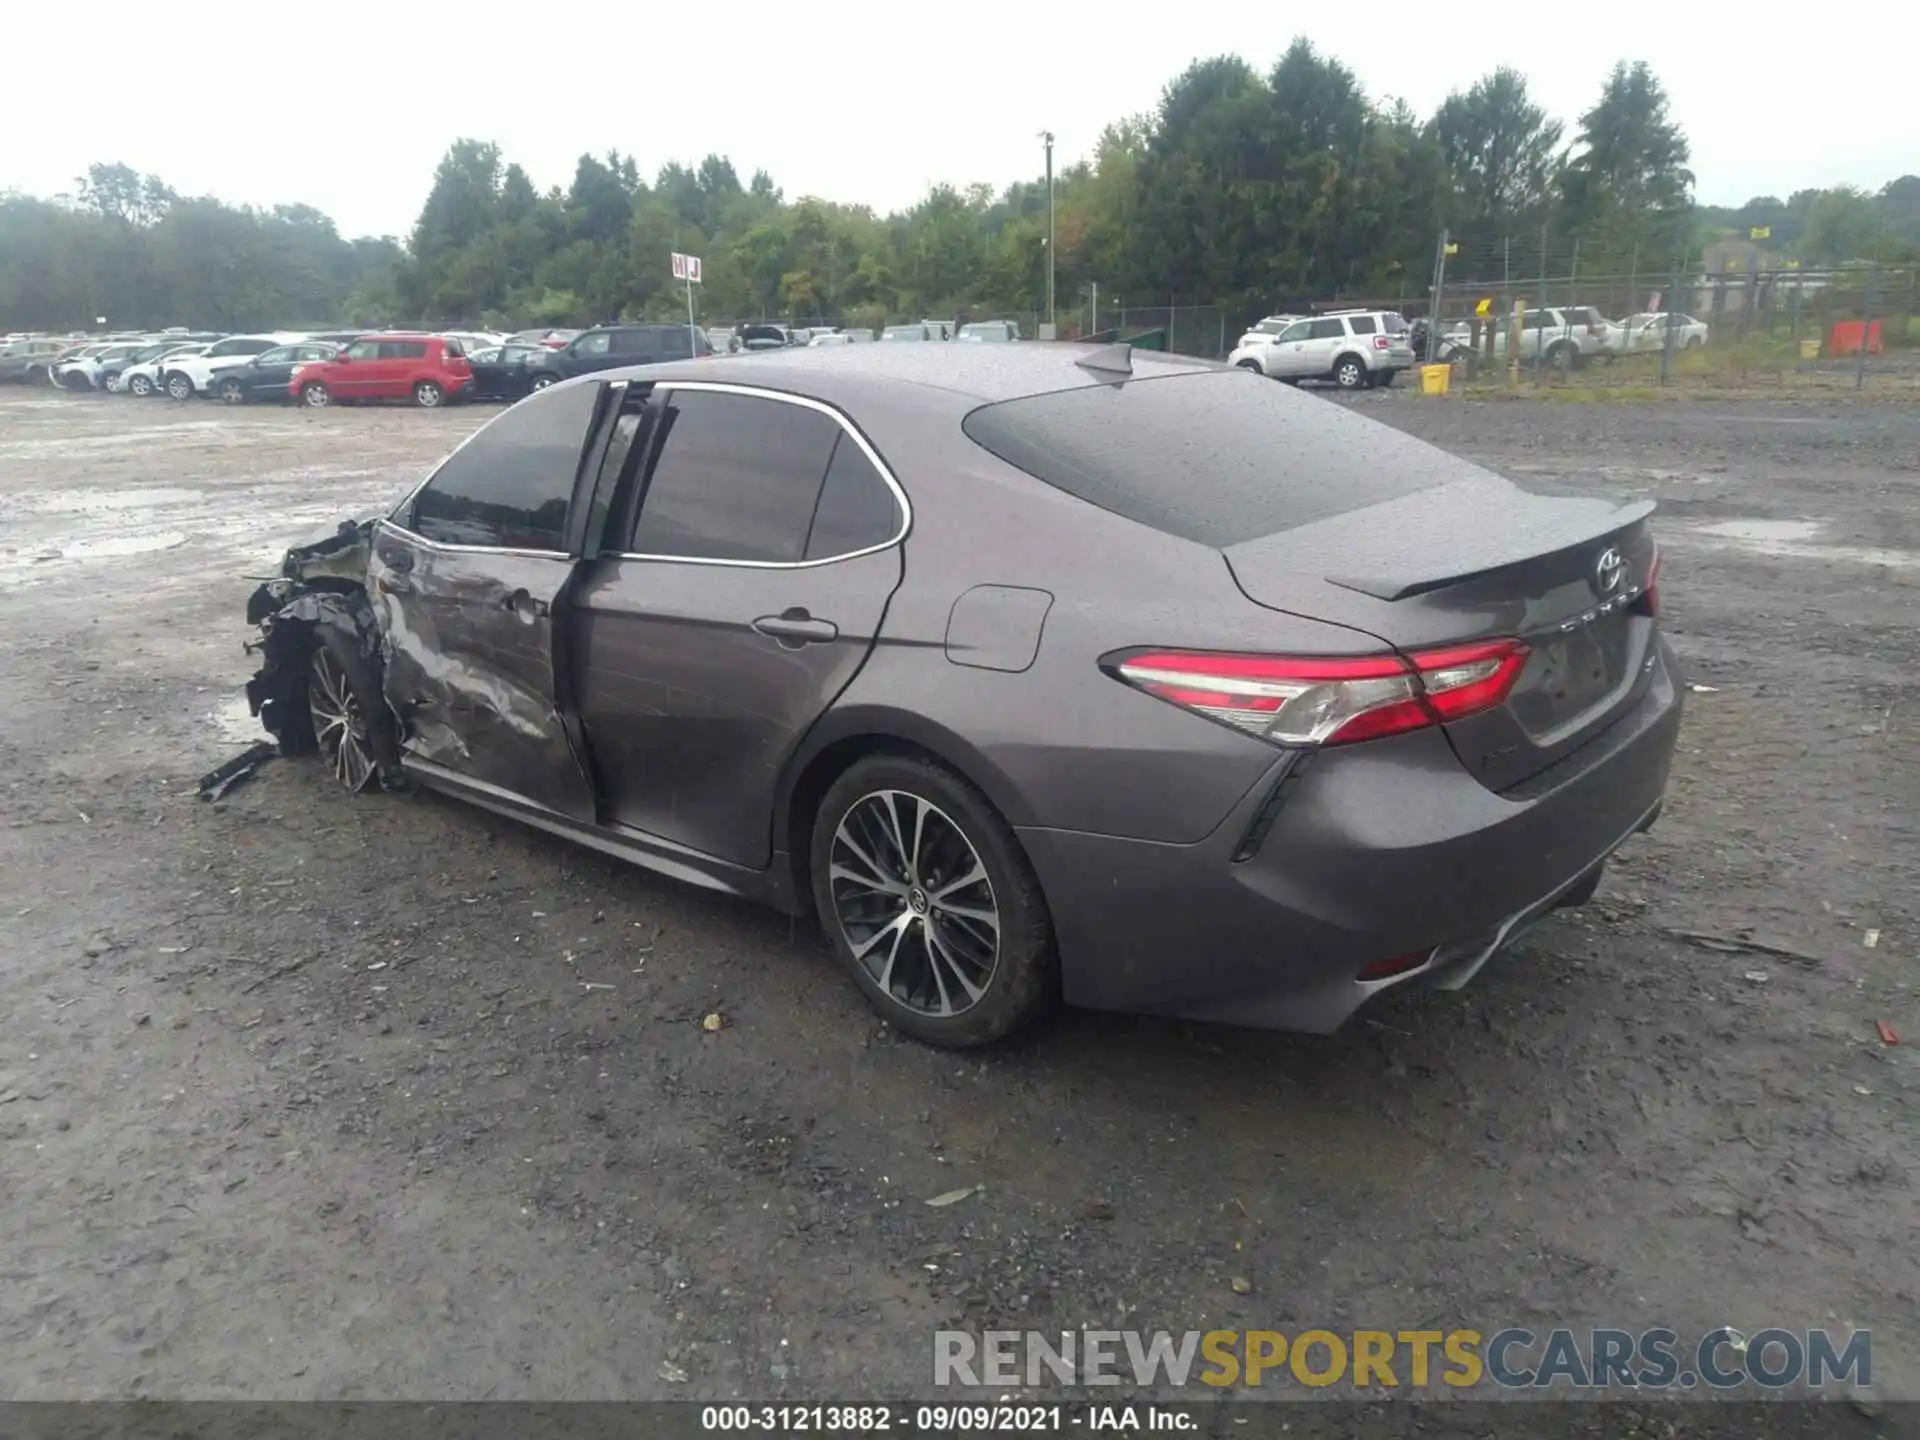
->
<box><xmin>161</xmin><ymin>333</ymin><xmax>311</xmax><ymax>398</ymax></box>
<box><xmin>1229</xmin><ymin>310</ymin><xmax>1415</xmax><ymax>389</ymax></box>
<box><xmin>1446</xmin><ymin>306</ymin><xmax>1619</xmax><ymax>368</ymax></box>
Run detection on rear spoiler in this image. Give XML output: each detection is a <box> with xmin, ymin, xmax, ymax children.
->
<box><xmin>1318</xmin><ymin>489</ymin><xmax>1656</xmax><ymax>602</ymax></box>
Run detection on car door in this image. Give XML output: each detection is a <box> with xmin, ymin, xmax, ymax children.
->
<box><xmin>1264</xmin><ymin>320</ymin><xmax>1314</xmax><ymax>377</ymax></box>
<box><xmin>242</xmin><ymin>346</ymin><xmax>290</xmax><ymax>397</ymax></box>
<box><xmin>368</xmin><ymin>378</ymin><xmax>608</xmax><ymax>820</ymax></box>
<box><xmin>568</xmin><ymin>382</ymin><xmax>907</xmax><ymax>868</ymax></box>
<box><xmin>605</xmin><ymin>328</ymin><xmax>660</xmax><ymax>370</ymax></box>
<box><xmin>372</xmin><ymin>340</ymin><xmax>427</xmax><ymax>398</ymax></box>
<box><xmin>563</xmin><ymin>330</ymin><xmax>617</xmax><ymax>378</ymax></box>
<box><xmin>1303</xmin><ymin>317</ymin><xmax>1346</xmax><ymax>375</ymax></box>
<box><xmin>331</xmin><ymin>338</ymin><xmax>381</xmax><ymax>397</ymax></box>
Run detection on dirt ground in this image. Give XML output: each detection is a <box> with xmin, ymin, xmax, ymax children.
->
<box><xmin>0</xmin><ymin>383</ymin><xmax>1913</xmax><ymax>1411</ymax></box>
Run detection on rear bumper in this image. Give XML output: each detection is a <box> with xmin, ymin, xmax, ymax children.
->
<box><xmin>1018</xmin><ymin>637</ymin><xmax>1683</xmax><ymax>1033</ymax></box>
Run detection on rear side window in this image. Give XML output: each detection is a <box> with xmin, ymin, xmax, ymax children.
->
<box><xmin>409</xmin><ymin>380</ymin><xmax>598</xmax><ymax>551</ymax></box>
<box><xmin>658</xmin><ymin>329</ymin><xmax>694</xmax><ymax>360</ymax></box>
<box><xmin>1347</xmin><ymin>315</ymin><xmax>1377</xmax><ymax>335</ymax></box>
<box><xmin>576</xmin><ymin>332</ymin><xmax>613</xmax><ymax>356</ymax></box>
<box><xmin>805</xmin><ymin>436</ymin><xmax>899</xmax><ymax>560</ymax></box>
<box><xmin>1382</xmin><ymin>313</ymin><xmax>1410</xmax><ymax>333</ymax></box>
<box><xmin>630</xmin><ymin>390</ymin><xmax>843</xmax><ymax>563</ymax></box>
<box><xmin>962</xmin><ymin>372</ymin><xmax>1446</xmax><ymax>548</ymax></box>
<box><xmin>609</xmin><ymin>329</ymin><xmax>657</xmax><ymax>357</ymax></box>
<box><xmin>380</xmin><ymin>341</ymin><xmax>428</xmax><ymax>359</ymax></box>
<box><xmin>1307</xmin><ymin>319</ymin><xmax>1343</xmax><ymax>340</ymax></box>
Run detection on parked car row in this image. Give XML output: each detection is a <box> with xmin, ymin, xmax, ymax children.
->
<box><xmin>1439</xmin><ymin>308</ymin><xmax>1709</xmax><ymax>368</ymax></box>
<box><xmin>14</xmin><ymin>314</ymin><xmax>1052</xmax><ymax>414</ymax></box>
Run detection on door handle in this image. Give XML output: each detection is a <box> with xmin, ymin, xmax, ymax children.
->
<box><xmin>752</xmin><ymin>609</ymin><xmax>838</xmax><ymax>646</ymax></box>
<box><xmin>503</xmin><ymin>588</ymin><xmax>550</xmax><ymax>622</ymax></box>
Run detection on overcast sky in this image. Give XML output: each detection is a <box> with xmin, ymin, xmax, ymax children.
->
<box><xmin>9</xmin><ymin>4</ymin><xmax>1914</xmax><ymax>238</ymax></box>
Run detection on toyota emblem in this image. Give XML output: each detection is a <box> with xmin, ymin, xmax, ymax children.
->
<box><xmin>1593</xmin><ymin>546</ymin><xmax>1626</xmax><ymax>596</ymax></box>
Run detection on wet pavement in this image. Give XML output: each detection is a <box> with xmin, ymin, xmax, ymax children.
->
<box><xmin>0</xmin><ymin>386</ymin><xmax>1913</xmax><ymax>1408</ymax></box>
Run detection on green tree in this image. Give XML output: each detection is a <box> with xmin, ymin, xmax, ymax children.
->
<box><xmin>1559</xmin><ymin>61</ymin><xmax>1693</xmax><ymax>265</ymax></box>
<box><xmin>1430</xmin><ymin>68</ymin><xmax>1564</xmax><ymax>250</ymax></box>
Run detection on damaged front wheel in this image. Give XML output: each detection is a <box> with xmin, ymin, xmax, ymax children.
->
<box><xmin>307</xmin><ymin>638</ymin><xmax>380</xmax><ymax>792</ymax></box>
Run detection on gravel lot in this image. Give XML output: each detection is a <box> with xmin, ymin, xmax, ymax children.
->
<box><xmin>0</xmin><ymin>384</ymin><xmax>1913</xmax><ymax>1413</ymax></box>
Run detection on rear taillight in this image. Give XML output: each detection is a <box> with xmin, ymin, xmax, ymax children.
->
<box><xmin>1372</xmin><ymin>335</ymin><xmax>1389</xmax><ymax>350</ymax></box>
<box><xmin>1110</xmin><ymin>640</ymin><xmax>1528</xmax><ymax>747</ymax></box>
<box><xmin>1639</xmin><ymin>546</ymin><xmax>1662</xmax><ymax>617</ymax></box>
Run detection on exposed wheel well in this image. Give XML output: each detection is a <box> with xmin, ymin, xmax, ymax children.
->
<box><xmin>1333</xmin><ymin>351</ymin><xmax>1366</xmax><ymax>373</ymax></box>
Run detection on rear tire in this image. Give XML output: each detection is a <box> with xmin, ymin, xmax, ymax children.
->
<box><xmin>528</xmin><ymin>373</ymin><xmax>557</xmax><ymax>392</ymax></box>
<box><xmin>301</xmin><ymin>382</ymin><xmax>332</xmax><ymax>408</ymax></box>
<box><xmin>217</xmin><ymin>377</ymin><xmax>247</xmax><ymax>404</ymax></box>
<box><xmin>1547</xmin><ymin>341</ymin><xmax>1577</xmax><ymax>372</ymax></box>
<box><xmin>1333</xmin><ymin>355</ymin><xmax>1367</xmax><ymax>390</ymax></box>
<box><xmin>810</xmin><ymin>753</ymin><xmax>1056</xmax><ymax>1048</ymax></box>
<box><xmin>413</xmin><ymin>380</ymin><xmax>444</xmax><ymax>408</ymax></box>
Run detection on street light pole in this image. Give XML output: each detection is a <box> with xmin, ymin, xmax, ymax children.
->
<box><xmin>1041</xmin><ymin>130</ymin><xmax>1055</xmax><ymax>333</ymax></box>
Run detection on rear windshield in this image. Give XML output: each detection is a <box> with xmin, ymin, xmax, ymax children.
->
<box><xmin>961</xmin><ymin>371</ymin><xmax>1443</xmax><ymax>547</ymax></box>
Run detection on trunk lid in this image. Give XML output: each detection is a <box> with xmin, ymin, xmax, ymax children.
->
<box><xmin>1223</xmin><ymin>476</ymin><xmax>1660</xmax><ymax>793</ymax></box>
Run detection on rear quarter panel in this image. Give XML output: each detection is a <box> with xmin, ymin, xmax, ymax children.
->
<box><xmin>815</xmin><ymin>402</ymin><xmax>1397</xmax><ymax>844</ymax></box>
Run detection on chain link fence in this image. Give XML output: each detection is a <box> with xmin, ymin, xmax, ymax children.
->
<box><xmin>1418</xmin><ymin>242</ymin><xmax>1917</xmax><ymax>391</ymax></box>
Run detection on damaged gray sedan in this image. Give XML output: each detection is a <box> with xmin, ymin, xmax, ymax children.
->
<box><xmin>245</xmin><ymin>345</ymin><xmax>1680</xmax><ymax>1048</ymax></box>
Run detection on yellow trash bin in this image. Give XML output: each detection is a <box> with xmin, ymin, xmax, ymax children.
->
<box><xmin>1419</xmin><ymin>363</ymin><xmax>1452</xmax><ymax>396</ymax></box>
<box><xmin>1799</xmin><ymin>338</ymin><xmax>1820</xmax><ymax>360</ymax></box>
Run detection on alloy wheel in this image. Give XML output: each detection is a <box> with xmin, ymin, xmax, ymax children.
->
<box><xmin>308</xmin><ymin>647</ymin><xmax>375</xmax><ymax>792</ymax></box>
<box><xmin>414</xmin><ymin>381</ymin><xmax>443</xmax><ymax>408</ymax></box>
<box><xmin>302</xmin><ymin>383</ymin><xmax>331</xmax><ymax>408</ymax></box>
<box><xmin>829</xmin><ymin>789</ymin><xmax>999</xmax><ymax>1017</ymax></box>
<box><xmin>1336</xmin><ymin>359</ymin><xmax>1365</xmax><ymax>389</ymax></box>
<box><xmin>129</xmin><ymin>373</ymin><xmax>153</xmax><ymax>396</ymax></box>
<box><xmin>166</xmin><ymin>374</ymin><xmax>192</xmax><ymax>400</ymax></box>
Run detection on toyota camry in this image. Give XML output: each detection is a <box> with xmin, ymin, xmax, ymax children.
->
<box><xmin>241</xmin><ymin>343</ymin><xmax>1681</xmax><ymax>1048</ymax></box>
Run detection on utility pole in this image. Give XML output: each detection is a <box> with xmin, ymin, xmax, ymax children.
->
<box><xmin>1426</xmin><ymin>228</ymin><xmax>1450</xmax><ymax>364</ymax></box>
<box><xmin>1660</xmin><ymin>248</ymin><xmax>1684</xmax><ymax>387</ymax></box>
<box><xmin>1041</xmin><ymin>130</ymin><xmax>1056</xmax><ymax>335</ymax></box>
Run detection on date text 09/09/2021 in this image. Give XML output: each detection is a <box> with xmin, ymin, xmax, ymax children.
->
<box><xmin>701</xmin><ymin>1406</ymin><xmax>1185</xmax><ymax>1432</ymax></box>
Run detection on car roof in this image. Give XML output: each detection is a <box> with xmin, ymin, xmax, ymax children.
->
<box><xmin>606</xmin><ymin>341</ymin><xmax>1220</xmax><ymax>410</ymax></box>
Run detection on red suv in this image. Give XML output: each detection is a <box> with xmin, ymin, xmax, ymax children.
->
<box><xmin>289</xmin><ymin>335</ymin><xmax>472</xmax><ymax>409</ymax></box>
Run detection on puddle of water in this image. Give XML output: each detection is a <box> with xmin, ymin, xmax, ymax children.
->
<box><xmin>209</xmin><ymin>694</ymin><xmax>265</xmax><ymax>745</ymax></box>
<box><xmin>1681</xmin><ymin>517</ymin><xmax>1917</xmax><ymax>570</ymax></box>
<box><xmin>13</xmin><ymin>486</ymin><xmax>205</xmax><ymax>516</ymax></box>
<box><xmin>0</xmin><ymin>422</ymin><xmax>231</xmax><ymax>457</ymax></box>
<box><xmin>48</xmin><ymin>531</ymin><xmax>192</xmax><ymax>560</ymax></box>
<box><xmin>1698</xmin><ymin>519</ymin><xmax>1823</xmax><ymax>542</ymax></box>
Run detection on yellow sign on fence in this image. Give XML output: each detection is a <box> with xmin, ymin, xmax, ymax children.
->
<box><xmin>1474</xmin><ymin>297</ymin><xmax>1492</xmax><ymax>317</ymax></box>
<box><xmin>1750</xmin><ymin>225</ymin><xmax>1772</xmax><ymax>240</ymax></box>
